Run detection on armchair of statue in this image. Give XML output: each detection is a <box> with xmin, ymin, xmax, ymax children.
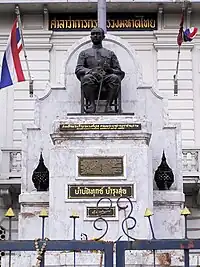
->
<box><xmin>81</xmin><ymin>84</ymin><xmax>121</xmax><ymax>114</ymax></box>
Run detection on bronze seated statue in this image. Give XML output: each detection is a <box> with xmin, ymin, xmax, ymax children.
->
<box><xmin>75</xmin><ymin>27</ymin><xmax>125</xmax><ymax>114</ymax></box>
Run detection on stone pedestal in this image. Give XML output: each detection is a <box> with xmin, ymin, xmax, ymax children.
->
<box><xmin>153</xmin><ymin>190</ymin><xmax>185</xmax><ymax>239</ymax></box>
<box><xmin>18</xmin><ymin>192</ymin><xmax>49</xmax><ymax>239</ymax></box>
<box><xmin>49</xmin><ymin>115</ymin><xmax>153</xmax><ymax>241</ymax></box>
<box><xmin>2</xmin><ymin>114</ymin><xmax>188</xmax><ymax>266</ymax></box>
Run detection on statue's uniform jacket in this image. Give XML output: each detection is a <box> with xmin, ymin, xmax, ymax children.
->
<box><xmin>75</xmin><ymin>47</ymin><xmax>123</xmax><ymax>81</ymax></box>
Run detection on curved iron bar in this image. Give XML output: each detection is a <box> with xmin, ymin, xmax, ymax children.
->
<box><xmin>116</xmin><ymin>196</ymin><xmax>137</xmax><ymax>241</ymax></box>
<box><xmin>81</xmin><ymin>233</ymin><xmax>88</xmax><ymax>240</ymax></box>
<box><xmin>116</xmin><ymin>196</ymin><xmax>133</xmax><ymax>216</ymax></box>
<box><xmin>115</xmin><ymin>235</ymin><xmax>123</xmax><ymax>242</ymax></box>
<box><xmin>92</xmin><ymin>197</ymin><xmax>112</xmax><ymax>241</ymax></box>
<box><xmin>90</xmin><ymin>196</ymin><xmax>137</xmax><ymax>241</ymax></box>
<box><xmin>121</xmin><ymin>216</ymin><xmax>137</xmax><ymax>241</ymax></box>
<box><xmin>93</xmin><ymin>217</ymin><xmax>109</xmax><ymax>241</ymax></box>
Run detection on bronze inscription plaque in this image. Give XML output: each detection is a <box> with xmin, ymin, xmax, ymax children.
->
<box><xmin>86</xmin><ymin>207</ymin><xmax>116</xmax><ymax>218</ymax></box>
<box><xmin>60</xmin><ymin>123</ymin><xmax>141</xmax><ymax>131</ymax></box>
<box><xmin>68</xmin><ymin>184</ymin><xmax>134</xmax><ymax>199</ymax></box>
<box><xmin>78</xmin><ymin>157</ymin><xmax>123</xmax><ymax>177</ymax></box>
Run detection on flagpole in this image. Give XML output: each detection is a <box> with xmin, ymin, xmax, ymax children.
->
<box><xmin>98</xmin><ymin>0</ymin><xmax>107</xmax><ymax>33</ymax></box>
<box><xmin>174</xmin><ymin>45</ymin><xmax>181</xmax><ymax>96</ymax></box>
<box><xmin>15</xmin><ymin>5</ymin><xmax>33</xmax><ymax>97</ymax></box>
<box><xmin>173</xmin><ymin>0</ymin><xmax>190</xmax><ymax>96</ymax></box>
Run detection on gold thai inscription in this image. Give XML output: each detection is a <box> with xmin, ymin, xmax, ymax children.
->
<box><xmin>49</xmin><ymin>13</ymin><xmax>157</xmax><ymax>31</ymax></box>
<box><xmin>68</xmin><ymin>184</ymin><xmax>134</xmax><ymax>199</ymax></box>
<box><xmin>60</xmin><ymin>123</ymin><xmax>141</xmax><ymax>131</ymax></box>
<box><xmin>50</xmin><ymin>19</ymin><xmax>98</xmax><ymax>29</ymax></box>
<box><xmin>86</xmin><ymin>207</ymin><xmax>116</xmax><ymax>218</ymax></box>
<box><xmin>78</xmin><ymin>157</ymin><xmax>123</xmax><ymax>177</ymax></box>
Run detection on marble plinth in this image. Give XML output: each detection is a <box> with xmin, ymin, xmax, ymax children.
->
<box><xmin>48</xmin><ymin>115</ymin><xmax>153</xmax><ymax>242</ymax></box>
<box><xmin>2</xmin><ymin>249</ymin><xmax>200</xmax><ymax>266</ymax></box>
<box><xmin>18</xmin><ymin>192</ymin><xmax>49</xmax><ymax>239</ymax></box>
<box><xmin>13</xmin><ymin>111</ymin><xmax>186</xmax><ymax>266</ymax></box>
<box><xmin>153</xmin><ymin>190</ymin><xmax>185</xmax><ymax>239</ymax></box>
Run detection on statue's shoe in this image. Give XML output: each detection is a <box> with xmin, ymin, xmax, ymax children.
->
<box><xmin>85</xmin><ymin>104</ymin><xmax>96</xmax><ymax>113</ymax></box>
<box><xmin>105</xmin><ymin>106</ymin><xmax>115</xmax><ymax>113</ymax></box>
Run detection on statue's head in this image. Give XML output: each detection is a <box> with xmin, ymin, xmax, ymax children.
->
<box><xmin>90</xmin><ymin>27</ymin><xmax>105</xmax><ymax>45</ymax></box>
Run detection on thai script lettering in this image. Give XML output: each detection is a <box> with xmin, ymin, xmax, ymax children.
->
<box><xmin>68</xmin><ymin>185</ymin><xmax>134</xmax><ymax>199</ymax></box>
<box><xmin>49</xmin><ymin>13</ymin><xmax>157</xmax><ymax>31</ymax></box>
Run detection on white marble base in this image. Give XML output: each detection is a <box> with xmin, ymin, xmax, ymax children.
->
<box><xmin>49</xmin><ymin>115</ymin><xmax>153</xmax><ymax>241</ymax></box>
<box><xmin>18</xmin><ymin>192</ymin><xmax>49</xmax><ymax>239</ymax></box>
<box><xmin>153</xmin><ymin>190</ymin><xmax>185</xmax><ymax>239</ymax></box>
<box><xmin>2</xmin><ymin>250</ymin><xmax>200</xmax><ymax>267</ymax></box>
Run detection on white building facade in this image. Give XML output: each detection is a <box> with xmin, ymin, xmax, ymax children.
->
<box><xmin>0</xmin><ymin>0</ymin><xmax>200</xmax><ymax>248</ymax></box>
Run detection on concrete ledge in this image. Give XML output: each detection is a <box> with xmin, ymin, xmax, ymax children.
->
<box><xmin>19</xmin><ymin>192</ymin><xmax>49</xmax><ymax>205</ymax></box>
<box><xmin>153</xmin><ymin>190</ymin><xmax>185</xmax><ymax>206</ymax></box>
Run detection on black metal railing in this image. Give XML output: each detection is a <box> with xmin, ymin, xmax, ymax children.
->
<box><xmin>0</xmin><ymin>197</ymin><xmax>200</xmax><ymax>267</ymax></box>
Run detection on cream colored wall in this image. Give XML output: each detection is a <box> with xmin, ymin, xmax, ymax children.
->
<box><xmin>0</xmin><ymin>13</ymin><xmax>51</xmax><ymax>148</ymax></box>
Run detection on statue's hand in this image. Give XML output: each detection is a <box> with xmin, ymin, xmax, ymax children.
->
<box><xmin>87</xmin><ymin>68</ymin><xmax>104</xmax><ymax>80</ymax></box>
<box><xmin>103</xmin><ymin>63</ymin><xmax>113</xmax><ymax>74</ymax></box>
<box><xmin>88</xmin><ymin>69</ymin><xmax>101</xmax><ymax>77</ymax></box>
<box><xmin>87</xmin><ymin>69</ymin><xmax>93</xmax><ymax>74</ymax></box>
<box><xmin>93</xmin><ymin>71</ymin><xmax>103</xmax><ymax>81</ymax></box>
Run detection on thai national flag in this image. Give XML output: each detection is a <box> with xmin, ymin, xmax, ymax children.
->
<box><xmin>0</xmin><ymin>19</ymin><xmax>25</xmax><ymax>89</ymax></box>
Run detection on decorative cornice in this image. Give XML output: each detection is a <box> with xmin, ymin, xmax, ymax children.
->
<box><xmin>23</xmin><ymin>43</ymin><xmax>52</xmax><ymax>50</ymax></box>
<box><xmin>0</xmin><ymin>31</ymin><xmax>52</xmax><ymax>38</ymax></box>
<box><xmin>23</xmin><ymin>31</ymin><xmax>53</xmax><ymax>38</ymax></box>
<box><xmin>154</xmin><ymin>30</ymin><xmax>187</xmax><ymax>37</ymax></box>
<box><xmin>153</xmin><ymin>43</ymin><xmax>194</xmax><ymax>51</ymax></box>
<box><xmin>19</xmin><ymin>192</ymin><xmax>49</xmax><ymax>204</ymax></box>
<box><xmin>153</xmin><ymin>190</ymin><xmax>185</xmax><ymax>203</ymax></box>
<box><xmin>0</xmin><ymin>42</ymin><xmax>52</xmax><ymax>50</ymax></box>
<box><xmin>153</xmin><ymin>201</ymin><xmax>183</xmax><ymax>206</ymax></box>
<box><xmin>0</xmin><ymin>31</ymin><xmax>53</xmax><ymax>49</ymax></box>
<box><xmin>51</xmin><ymin>31</ymin><xmax>155</xmax><ymax>40</ymax></box>
<box><xmin>1</xmin><ymin>147</ymin><xmax>21</xmax><ymax>152</ymax></box>
<box><xmin>50</xmin><ymin>132</ymin><xmax>152</xmax><ymax>145</ymax></box>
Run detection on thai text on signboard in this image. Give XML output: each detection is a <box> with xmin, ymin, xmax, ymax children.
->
<box><xmin>49</xmin><ymin>13</ymin><xmax>157</xmax><ymax>31</ymax></box>
<box><xmin>78</xmin><ymin>157</ymin><xmax>124</xmax><ymax>177</ymax></box>
<box><xmin>68</xmin><ymin>184</ymin><xmax>135</xmax><ymax>199</ymax></box>
<box><xmin>60</xmin><ymin>123</ymin><xmax>141</xmax><ymax>131</ymax></box>
<box><xmin>86</xmin><ymin>207</ymin><xmax>116</xmax><ymax>218</ymax></box>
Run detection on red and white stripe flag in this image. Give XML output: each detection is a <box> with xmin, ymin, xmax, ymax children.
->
<box><xmin>0</xmin><ymin>19</ymin><xmax>25</xmax><ymax>89</ymax></box>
